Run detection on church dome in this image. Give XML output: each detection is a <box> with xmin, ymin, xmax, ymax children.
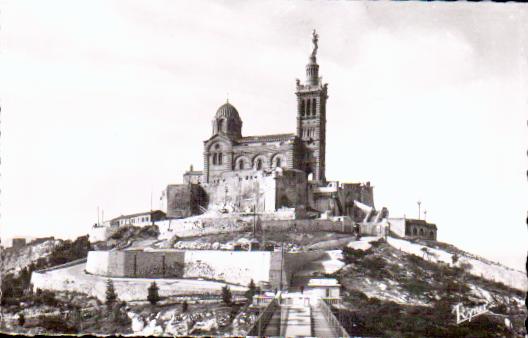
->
<box><xmin>215</xmin><ymin>102</ymin><xmax>241</xmax><ymax>123</ymax></box>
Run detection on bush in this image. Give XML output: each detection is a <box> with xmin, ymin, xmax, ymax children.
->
<box><xmin>105</xmin><ymin>279</ymin><xmax>117</xmax><ymax>307</ymax></box>
<box><xmin>33</xmin><ymin>289</ymin><xmax>58</xmax><ymax>307</ymax></box>
<box><xmin>221</xmin><ymin>285</ymin><xmax>232</xmax><ymax>305</ymax></box>
<box><xmin>342</xmin><ymin>246</ymin><xmax>367</xmax><ymax>264</ymax></box>
<box><xmin>245</xmin><ymin>279</ymin><xmax>257</xmax><ymax>301</ymax></box>
<box><xmin>37</xmin><ymin>315</ymin><xmax>78</xmax><ymax>334</ymax></box>
<box><xmin>147</xmin><ymin>282</ymin><xmax>160</xmax><ymax>305</ymax></box>
<box><xmin>18</xmin><ymin>312</ymin><xmax>25</xmax><ymax>327</ymax></box>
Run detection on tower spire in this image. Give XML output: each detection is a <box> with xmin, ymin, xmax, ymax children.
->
<box><xmin>310</xmin><ymin>29</ymin><xmax>319</xmax><ymax>62</ymax></box>
<box><xmin>306</xmin><ymin>29</ymin><xmax>320</xmax><ymax>86</ymax></box>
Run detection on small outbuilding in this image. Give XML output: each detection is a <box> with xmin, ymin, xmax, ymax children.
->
<box><xmin>305</xmin><ymin>278</ymin><xmax>341</xmax><ymax>298</ymax></box>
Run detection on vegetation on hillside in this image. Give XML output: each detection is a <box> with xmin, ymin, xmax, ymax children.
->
<box><xmin>336</xmin><ymin>239</ymin><xmax>525</xmax><ymax>337</ymax></box>
<box><xmin>1</xmin><ymin>235</ymin><xmax>90</xmax><ymax>306</ymax></box>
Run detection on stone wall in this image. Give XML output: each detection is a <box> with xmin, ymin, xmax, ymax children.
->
<box><xmin>275</xmin><ymin>169</ymin><xmax>307</xmax><ymax>209</ymax></box>
<box><xmin>204</xmin><ymin>170</ymin><xmax>277</xmax><ymax>213</ymax></box>
<box><xmin>167</xmin><ymin>184</ymin><xmax>193</xmax><ymax>218</ymax></box>
<box><xmin>31</xmin><ymin>263</ymin><xmax>247</xmax><ymax>302</ymax></box>
<box><xmin>86</xmin><ymin>251</ymin><xmax>111</xmax><ymax>275</ymax></box>
<box><xmin>166</xmin><ymin>184</ymin><xmax>207</xmax><ymax>218</ymax></box>
<box><xmin>87</xmin><ymin>251</ymin><xmax>185</xmax><ymax>278</ymax></box>
<box><xmin>85</xmin><ymin>249</ymin><xmax>326</xmax><ymax>289</ymax></box>
<box><xmin>261</xmin><ymin>219</ymin><xmax>354</xmax><ymax>233</ymax></box>
<box><xmin>183</xmin><ymin>250</ymin><xmax>272</xmax><ymax>286</ymax></box>
<box><xmin>388</xmin><ymin>218</ymin><xmax>406</xmax><ymax>237</ymax></box>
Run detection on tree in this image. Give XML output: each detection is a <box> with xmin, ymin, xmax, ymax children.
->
<box><xmin>421</xmin><ymin>247</ymin><xmax>430</xmax><ymax>260</ymax></box>
<box><xmin>245</xmin><ymin>279</ymin><xmax>257</xmax><ymax>301</ymax></box>
<box><xmin>105</xmin><ymin>279</ymin><xmax>117</xmax><ymax>307</ymax></box>
<box><xmin>221</xmin><ymin>285</ymin><xmax>232</xmax><ymax>305</ymax></box>
<box><xmin>147</xmin><ymin>282</ymin><xmax>160</xmax><ymax>305</ymax></box>
<box><xmin>182</xmin><ymin>300</ymin><xmax>188</xmax><ymax>313</ymax></box>
<box><xmin>18</xmin><ymin>312</ymin><xmax>25</xmax><ymax>327</ymax></box>
<box><xmin>451</xmin><ymin>252</ymin><xmax>459</xmax><ymax>266</ymax></box>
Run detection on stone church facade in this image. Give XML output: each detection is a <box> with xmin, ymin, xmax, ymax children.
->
<box><xmin>167</xmin><ymin>31</ymin><xmax>378</xmax><ymax>221</ymax></box>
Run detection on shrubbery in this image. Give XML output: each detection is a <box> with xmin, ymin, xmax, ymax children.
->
<box><xmin>221</xmin><ymin>285</ymin><xmax>232</xmax><ymax>305</ymax></box>
<box><xmin>105</xmin><ymin>279</ymin><xmax>117</xmax><ymax>307</ymax></box>
<box><xmin>147</xmin><ymin>282</ymin><xmax>160</xmax><ymax>305</ymax></box>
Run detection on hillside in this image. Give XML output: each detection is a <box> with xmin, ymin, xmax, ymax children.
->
<box><xmin>335</xmin><ymin>238</ymin><xmax>526</xmax><ymax>337</ymax></box>
<box><xmin>2</xmin><ymin>227</ymin><xmax>526</xmax><ymax>336</ymax></box>
<box><xmin>1</xmin><ymin>239</ymin><xmax>59</xmax><ymax>275</ymax></box>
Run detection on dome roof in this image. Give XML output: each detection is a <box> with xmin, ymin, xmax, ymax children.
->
<box><xmin>215</xmin><ymin>102</ymin><xmax>241</xmax><ymax>122</ymax></box>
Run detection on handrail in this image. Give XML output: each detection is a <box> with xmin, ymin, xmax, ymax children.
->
<box><xmin>247</xmin><ymin>296</ymin><xmax>279</xmax><ymax>336</ymax></box>
<box><xmin>319</xmin><ymin>299</ymin><xmax>350</xmax><ymax>338</ymax></box>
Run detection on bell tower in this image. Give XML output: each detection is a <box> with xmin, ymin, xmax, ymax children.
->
<box><xmin>296</xmin><ymin>30</ymin><xmax>328</xmax><ymax>183</ymax></box>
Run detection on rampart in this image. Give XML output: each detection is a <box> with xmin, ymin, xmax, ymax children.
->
<box><xmin>85</xmin><ymin>249</ymin><xmax>325</xmax><ymax>288</ymax></box>
<box><xmin>260</xmin><ymin>219</ymin><xmax>354</xmax><ymax>233</ymax></box>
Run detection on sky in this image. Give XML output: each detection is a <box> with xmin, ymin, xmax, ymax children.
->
<box><xmin>1</xmin><ymin>1</ymin><xmax>527</xmax><ymax>270</ymax></box>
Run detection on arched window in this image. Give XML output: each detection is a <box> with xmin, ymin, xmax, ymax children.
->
<box><xmin>212</xmin><ymin>153</ymin><xmax>217</xmax><ymax>165</ymax></box>
<box><xmin>306</xmin><ymin>99</ymin><xmax>311</xmax><ymax>116</ymax></box>
<box><xmin>312</xmin><ymin>98</ymin><xmax>316</xmax><ymax>115</ymax></box>
<box><xmin>256</xmin><ymin>159</ymin><xmax>262</xmax><ymax>170</ymax></box>
<box><xmin>419</xmin><ymin>228</ymin><xmax>424</xmax><ymax>236</ymax></box>
<box><xmin>218</xmin><ymin>153</ymin><xmax>223</xmax><ymax>165</ymax></box>
<box><xmin>239</xmin><ymin>160</ymin><xmax>244</xmax><ymax>170</ymax></box>
<box><xmin>300</xmin><ymin>100</ymin><xmax>305</xmax><ymax>117</ymax></box>
<box><xmin>412</xmin><ymin>228</ymin><xmax>417</xmax><ymax>236</ymax></box>
<box><xmin>429</xmin><ymin>231</ymin><xmax>434</xmax><ymax>239</ymax></box>
<box><xmin>276</xmin><ymin>158</ymin><xmax>281</xmax><ymax>168</ymax></box>
<box><xmin>217</xmin><ymin>119</ymin><xmax>224</xmax><ymax>133</ymax></box>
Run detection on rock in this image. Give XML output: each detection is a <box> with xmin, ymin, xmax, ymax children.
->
<box><xmin>143</xmin><ymin>319</ymin><xmax>164</xmax><ymax>336</ymax></box>
<box><xmin>127</xmin><ymin>312</ymin><xmax>145</xmax><ymax>333</ymax></box>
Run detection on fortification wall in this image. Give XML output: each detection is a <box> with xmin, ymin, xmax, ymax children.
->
<box><xmin>85</xmin><ymin>249</ymin><xmax>325</xmax><ymax>289</ymax></box>
<box><xmin>204</xmin><ymin>170</ymin><xmax>277</xmax><ymax>213</ymax></box>
<box><xmin>167</xmin><ymin>184</ymin><xmax>193</xmax><ymax>218</ymax></box>
<box><xmin>87</xmin><ymin>250</ymin><xmax>272</xmax><ymax>286</ymax></box>
<box><xmin>31</xmin><ymin>263</ymin><xmax>247</xmax><ymax>302</ymax></box>
<box><xmin>86</xmin><ymin>251</ymin><xmax>111</xmax><ymax>275</ymax></box>
<box><xmin>183</xmin><ymin>250</ymin><xmax>272</xmax><ymax>286</ymax></box>
<box><xmin>275</xmin><ymin>169</ymin><xmax>307</xmax><ymax>208</ymax></box>
<box><xmin>87</xmin><ymin>251</ymin><xmax>186</xmax><ymax>278</ymax></box>
<box><xmin>261</xmin><ymin>219</ymin><xmax>354</xmax><ymax>233</ymax></box>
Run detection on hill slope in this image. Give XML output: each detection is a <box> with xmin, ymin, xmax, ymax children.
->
<box><xmin>335</xmin><ymin>238</ymin><xmax>526</xmax><ymax>337</ymax></box>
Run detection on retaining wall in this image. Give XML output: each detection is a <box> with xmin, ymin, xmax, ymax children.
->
<box><xmin>261</xmin><ymin>219</ymin><xmax>354</xmax><ymax>233</ymax></box>
<box><xmin>85</xmin><ymin>249</ymin><xmax>326</xmax><ymax>289</ymax></box>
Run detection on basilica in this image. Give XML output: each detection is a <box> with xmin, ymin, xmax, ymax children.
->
<box><xmin>167</xmin><ymin>31</ymin><xmax>379</xmax><ymax>222</ymax></box>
